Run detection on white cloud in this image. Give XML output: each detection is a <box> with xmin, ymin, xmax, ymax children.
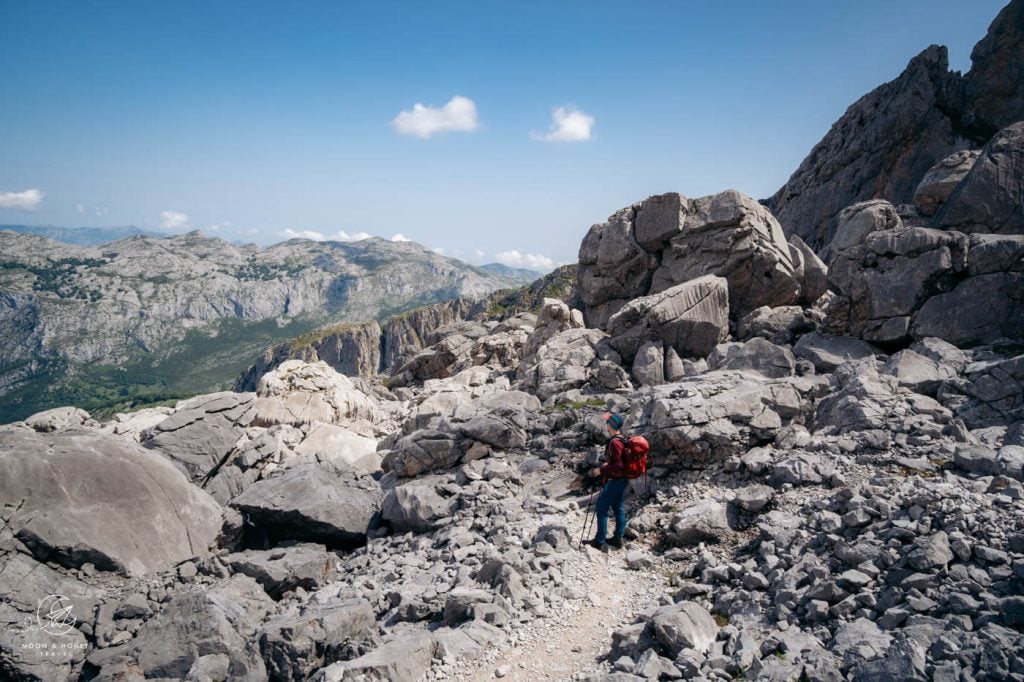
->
<box><xmin>390</xmin><ymin>234</ymin><xmax>411</xmax><ymax>242</ymax></box>
<box><xmin>0</xmin><ymin>189</ymin><xmax>44</xmax><ymax>211</ymax></box>
<box><xmin>330</xmin><ymin>230</ymin><xmax>371</xmax><ymax>242</ymax></box>
<box><xmin>76</xmin><ymin>203</ymin><xmax>85</xmax><ymax>215</ymax></box>
<box><xmin>531</xmin><ymin>106</ymin><xmax>595</xmax><ymax>143</ymax></box>
<box><xmin>494</xmin><ymin>249</ymin><xmax>556</xmax><ymax>271</ymax></box>
<box><xmin>160</xmin><ymin>210</ymin><xmax>190</xmax><ymax>230</ymax></box>
<box><xmin>432</xmin><ymin>246</ymin><xmax>445</xmax><ymax>254</ymax></box>
<box><xmin>392</xmin><ymin>95</ymin><xmax>479</xmax><ymax>138</ymax></box>
<box><xmin>79</xmin><ymin>203</ymin><xmax>110</xmax><ymax>217</ymax></box>
<box><xmin>281</xmin><ymin>228</ymin><xmax>372</xmax><ymax>242</ymax></box>
<box><xmin>283</xmin><ymin>228</ymin><xmax>325</xmax><ymax>240</ymax></box>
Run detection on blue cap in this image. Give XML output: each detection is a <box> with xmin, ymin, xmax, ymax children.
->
<box><xmin>605</xmin><ymin>413</ymin><xmax>624</xmax><ymax>430</ymax></box>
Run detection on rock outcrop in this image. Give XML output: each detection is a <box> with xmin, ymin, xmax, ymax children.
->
<box><xmin>771</xmin><ymin>0</ymin><xmax>1024</xmax><ymax>252</ymax></box>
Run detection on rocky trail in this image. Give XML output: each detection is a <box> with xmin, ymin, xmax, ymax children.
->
<box><xmin>456</xmin><ymin>503</ymin><xmax>668</xmax><ymax>682</ymax></box>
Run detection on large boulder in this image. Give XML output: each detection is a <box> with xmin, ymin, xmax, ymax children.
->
<box><xmin>648</xmin><ymin>601</ymin><xmax>720</xmax><ymax>656</ymax></box>
<box><xmin>229</xmin><ymin>461</ymin><xmax>379</xmax><ymax>549</ymax></box>
<box><xmin>648</xmin><ymin>191</ymin><xmax>803</xmax><ymax>319</ymax></box>
<box><xmin>913</xmin><ymin>149</ymin><xmax>981</xmax><ymax>217</ymax></box>
<box><xmin>142</xmin><ymin>391</ymin><xmax>254</xmax><ymax>482</ymax></box>
<box><xmin>666</xmin><ymin>501</ymin><xmax>730</xmax><ymax>546</ymax></box>
<box><xmin>313</xmin><ymin>630</ymin><xmax>438</xmax><ymax>682</ymax></box>
<box><xmin>0</xmin><ymin>428</ymin><xmax>224</xmax><ymax>576</ymax></box>
<box><xmin>382</xmin><ymin>429</ymin><xmax>463</xmax><ymax>478</ymax></box>
<box><xmin>251</xmin><ymin>360</ymin><xmax>382</xmax><ymax>429</ymax></box>
<box><xmin>381</xmin><ymin>485</ymin><xmax>458</xmax><ymax>532</ymax></box>
<box><xmin>516</xmin><ymin>327</ymin><xmax>616</xmax><ymax>401</ymax></box>
<box><xmin>934</xmin><ymin>122</ymin><xmax>1024</xmax><ymax>235</ymax></box>
<box><xmin>827</xmin><ymin>201</ymin><xmax>902</xmax><ymax>262</ymax></box>
<box><xmin>707</xmin><ymin>338</ymin><xmax>796</xmax><ymax>378</ymax></box>
<box><xmin>607</xmin><ymin>275</ymin><xmax>729</xmax><ymax>362</ymax></box>
<box><xmin>86</xmin><ymin>575</ymin><xmax>274</xmax><ymax>680</ymax></box>
<box><xmin>224</xmin><ymin>543</ymin><xmax>340</xmax><ymax>599</ymax></box>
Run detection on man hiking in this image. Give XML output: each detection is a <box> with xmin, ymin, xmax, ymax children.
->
<box><xmin>587</xmin><ymin>412</ymin><xmax>632</xmax><ymax>550</ymax></box>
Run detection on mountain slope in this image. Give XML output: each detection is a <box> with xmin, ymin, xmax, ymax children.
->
<box><xmin>0</xmin><ymin>230</ymin><xmax>532</xmax><ymax>422</ymax></box>
<box><xmin>0</xmin><ymin>224</ymin><xmax>163</xmax><ymax>245</ymax></box>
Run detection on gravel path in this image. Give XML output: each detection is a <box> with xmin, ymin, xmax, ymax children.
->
<box><xmin>455</xmin><ymin>502</ymin><xmax>668</xmax><ymax>681</ymax></box>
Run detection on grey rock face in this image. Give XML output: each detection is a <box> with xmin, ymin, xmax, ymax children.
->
<box><xmin>934</xmin><ymin>122</ymin><xmax>1024</xmax><ymax>235</ymax></box>
<box><xmin>827</xmin><ymin>223</ymin><xmax>970</xmax><ymax>345</ymax></box>
<box><xmin>230</xmin><ymin>461</ymin><xmax>380</xmax><ymax>548</ymax></box>
<box><xmin>914</xmin><ymin>149</ymin><xmax>981</xmax><ymax>217</ymax></box>
<box><xmin>736</xmin><ymin>305</ymin><xmax>818</xmax><ymax>346</ymax></box>
<box><xmin>788</xmin><ymin>234</ymin><xmax>829</xmax><ymax>304</ymax></box>
<box><xmin>0</xmin><ymin>428</ymin><xmax>223</xmax><ymax>576</ymax></box>
<box><xmin>961</xmin><ymin>0</ymin><xmax>1024</xmax><ymax>137</ymax></box>
<box><xmin>632</xmin><ymin>341</ymin><xmax>666</xmax><ymax>386</ymax></box>
<box><xmin>607</xmin><ymin>275</ymin><xmax>729</xmax><ymax>362</ymax></box>
<box><xmin>828</xmin><ymin>201</ymin><xmax>903</xmax><ymax>261</ymax></box>
<box><xmin>381</xmin><ymin>484</ymin><xmax>457</xmax><ymax>532</ymax></box>
<box><xmin>771</xmin><ymin>46</ymin><xmax>968</xmax><ymax>252</ymax></box>
<box><xmin>770</xmin><ymin>453</ymin><xmax>837</xmax><ymax>487</ymax></box>
<box><xmin>939</xmin><ymin>353</ymin><xmax>1024</xmax><ymax>429</ymax></box>
<box><xmin>883</xmin><ymin>348</ymin><xmax>959</xmax><ymax>396</ymax></box>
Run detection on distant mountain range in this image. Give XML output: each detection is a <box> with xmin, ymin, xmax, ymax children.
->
<box><xmin>0</xmin><ymin>228</ymin><xmax>538</xmax><ymax>422</ymax></box>
<box><xmin>0</xmin><ymin>224</ymin><xmax>164</xmax><ymax>245</ymax></box>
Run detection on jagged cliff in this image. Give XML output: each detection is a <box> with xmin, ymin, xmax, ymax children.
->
<box><xmin>770</xmin><ymin>0</ymin><xmax>1024</xmax><ymax>251</ymax></box>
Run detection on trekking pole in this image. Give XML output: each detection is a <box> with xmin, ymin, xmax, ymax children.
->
<box><xmin>579</xmin><ymin>489</ymin><xmax>595</xmax><ymax>549</ymax></box>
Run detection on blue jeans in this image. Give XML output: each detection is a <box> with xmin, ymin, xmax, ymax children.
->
<box><xmin>594</xmin><ymin>478</ymin><xmax>628</xmax><ymax>543</ymax></box>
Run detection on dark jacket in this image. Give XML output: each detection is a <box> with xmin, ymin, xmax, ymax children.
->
<box><xmin>600</xmin><ymin>435</ymin><xmax>628</xmax><ymax>481</ymax></box>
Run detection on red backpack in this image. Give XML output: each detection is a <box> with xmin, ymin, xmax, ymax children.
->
<box><xmin>617</xmin><ymin>435</ymin><xmax>650</xmax><ymax>479</ymax></box>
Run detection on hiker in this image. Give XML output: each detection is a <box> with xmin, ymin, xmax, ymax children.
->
<box><xmin>587</xmin><ymin>413</ymin><xmax>631</xmax><ymax>550</ymax></box>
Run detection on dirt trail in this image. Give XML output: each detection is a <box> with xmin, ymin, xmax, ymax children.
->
<box><xmin>459</xmin><ymin>506</ymin><xmax>667</xmax><ymax>681</ymax></box>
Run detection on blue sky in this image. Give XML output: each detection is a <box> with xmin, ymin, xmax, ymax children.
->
<box><xmin>0</xmin><ymin>1</ymin><xmax>1008</xmax><ymax>271</ymax></box>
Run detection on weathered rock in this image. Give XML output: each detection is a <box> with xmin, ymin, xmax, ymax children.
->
<box><xmin>771</xmin><ymin>46</ymin><xmax>967</xmax><ymax>252</ymax></box>
<box><xmin>252</xmin><ymin>360</ymin><xmax>381</xmax><ymax>428</ymax></box>
<box><xmin>906</xmin><ymin>531</ymin><xmax>954</xmax><ymax>571</ymax></box>
<box><xmin>382</xmin><ymin>430</ymin><xmax>462</xmax><ymax>478</ymax></box>
<box><xmin>293</xmin><ymin>422</ymin><xmax>381</xmax><ymax>475</ymax></box>
<box><xmin>313</xmin><ymin>630</ymin><xmax>437</xmax><ymax>682</ymax></box>
<box><xmin>230</xmin><ymin>461</ymin><xmax>379</xmax><ymax>549</ymax></box>
<box><xmin>87</xmin><ymin>575</ymin><xmax>274</xmax><ymax>680</ymax></box>
<box><xmin>707</xmin><ymin>338</ymin><xmax>796</xmax><ymax>378</ymax></box>
<box><xmin>516</xmin><ymin>328</ymin><xmax>612</xmax><ymax>400</ymax></box>
<box><xmin>648</xmin><ymin>601</ymin><xmax>719</xmax><ymax>656</ymax></box>
<box><xmin>23</xmin><ymin>406</ymin><xmax>96</xmax><ymax>432</ymax></box>
<box><xmin>381</xmin><ymin>485</ymin><xmax>457</xmax><ymax>532</ymax></box>
<box><xmin>733</xmin><ymin>484</ymin><xmax>775</xmax><ymax>513</ymax></box>
<box><xmin>648</xmin><ymin>191</ymin><xmax>802</xmax><ymax>317</ymax></box>
<box><xmin>577</xmin><ymin>205</ymin><xmax>658</xmax><ymax>328</ymax></box>
<box><xmin>914</xmin><ymin>149</ymin><xmax>981</xmax><ymax>217</ymax></box>
<box><xmin>224</xmin><ymin>543</ymin><xmax>339</xmax><ymax>599</ymax></box>
<box><xmin>828</xmin><ymin>201</ymin><xmax>904</xmax><ymax>264</ymax></box>
<box><xmin>934</xmin><ymin>121</ymin><xmax>1024</xmax><ymax>235</ymax></box>
<box><xmin>939</xmin><ymin>353</ymin><xmax>1024</xmax><ymax>429</ymax></box>
<box><xmin>883</xmin><ymin>348</ymin><xmax>958</xmax><ymax>397</ymax></box>
<box><xmin>788</xmin><ymin>234</ymin><xmax>829</xmax><ymax>303</ymax></box>
<box><xmin>770</xmin><ymin>453</ymin><xmax>836</xmax><ymax>487</ymax></box>
<box><xmin>666</xmin><ymin>501</ymin><xmax>730</xmax><ymax>546</ymax></box>
<box><xmin>607</xmin><ymin>275</ymin><xmax>729</xmax><ymax>362</ymax></box>
<box><xmin>258</xmin><ymin>598</ymin><xmax>375</xmax><ymax>682</ymax></box>
<box><xmin>0</xmin><ymin>428</ymin><xmax>223</xmax><ymax>576</ymax></box>
<box><xmin>793</xmin><ymin>333</ymin><xmax>877</xmax><ymax>372</ymax></box>
<box><xmin>632</xmin><ymin>341</ymin><xmax>666</xmax><ymax>386</ymax></box>
<box><xmin>736</xmin><ymin>305</ymin><xmax>818</xmax><ymax>346</ymax></box>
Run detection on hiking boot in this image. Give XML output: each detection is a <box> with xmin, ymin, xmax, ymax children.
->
<box><xmin>622</xmin><ymin>528</ymin><xmax>640</xmax><ymax>540</ymax></box>
<box><xmin>606</xmin><ymin>537</ymin><xmax>624</xmax><ymax>549</ymax></box>
<box><xmin>586</xmin><ymin>539</ymin><xmax>608</xmax><ymax>551</ymax></box>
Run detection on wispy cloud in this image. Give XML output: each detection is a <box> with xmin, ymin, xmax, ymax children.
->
<box><xmin>160</xmin><ymin>210</ymin><xmax>190</xmax><ymax>230</ymax></box>
<box><xmin>390</xmin><ymin>234</ymin><xmax>411</xmax><ymax>242</ymax></box>
<box><xmin>531</xmin><ymin>106</ymin><xmax>595</xmax><ymax>143</ymax></box>
<box><xmin>282</xmin><ymin>228</ymin><xmax>372</xmax><ymax>242</ymax></box>
<box><xmin>392</xmin><ymin>95</ymin><xmax>479</xmax><ymax>138</ymax></box>
<box><xmin>0</xmin><ymin>189</ymin><xmax>44</xmax><ymax>211</ymax></box>
<box><xmin>494</xmin><ymin>249</ymin><xmax>555</xmax><ymax>271</ymax></box>
<box><xmin>77</xmin><ymin>203</ymin><xmax>110</xmax><ymax>217</ymax></box>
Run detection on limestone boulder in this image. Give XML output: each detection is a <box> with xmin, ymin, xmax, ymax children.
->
<box><xmin>0</xmin><ymin>428</ymin><xmax>224</xmax><ymax>576</ymax></box>
<box><xmin>252</xmin><ymin>360</ymin><xmax>381</xmax><ymax>429</ymax></box>
<box><xmin>229</xmin><ymin>461</ymin><xmax>380</xmax><ymax>549</ymax></box>
<box><xmin>608</xmin><ymin>275</ymin><xmax>729</xmax><ymax>362</ymax></box>
<box><xmin>224</xmin><ymin>543</ymin><xmax>339</xmax><ymax>599</ymax></box>
<box><xmin>914</xmin><ymin>149</ymin><xmax>981</xmax><ymax>217</ymax></box>
<box><xmin>934</xmin><ymin>121</ymin><xmax>1024</xmax><ymax>235</ymax></box>
<box><xmin>707</xmin><ymin>338</ymin><xmax>796</xmax><ymax>378</ymax></box>
<box><xmin>649</xmin><ymin>191</ymin><xmax>802</xmax><ymax>319</ymax></box>
<box><xmin>381</xmin><ymin>484</ymin><xmax>458</xmax><ymax>532</ymax></box>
